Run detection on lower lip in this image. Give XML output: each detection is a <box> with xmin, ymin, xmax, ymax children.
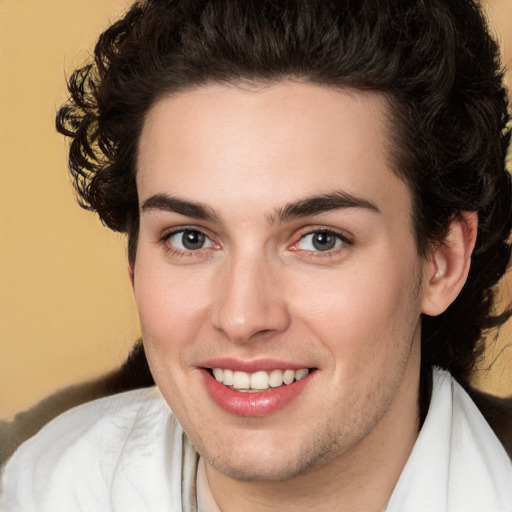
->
<box><xmin>200</xmin><ymin>369</ymin><xmax>314</xmax><ymax>417</ymax></box>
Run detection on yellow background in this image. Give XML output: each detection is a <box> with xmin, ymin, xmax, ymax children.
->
<box><xmin>1</xmin><ymin>0</ymin><xmax>511</xmax><ymax>418</ymax></box>
<box><xmin>0</xmin><ymin>0</ymin><xmax>139</xmax><ymax>418</ymax></box>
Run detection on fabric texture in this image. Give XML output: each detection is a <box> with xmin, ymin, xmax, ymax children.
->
<box><xmin>0</xmin><ymin>387</ymin><xmax>184</xmax><ymax>512</ymax></box>
<box><xmin>385</xmin><ymin>369</ymin><xmax>512</xmax><ymax>511</ymax></box>
<box><xmin>1</xmin><ymin>369</ymin><xmax>511</xmax><ymax>511</ymax></box>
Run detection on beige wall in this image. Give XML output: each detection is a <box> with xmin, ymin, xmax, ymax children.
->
<box><xmin>1</xmin><ymin>0</ymin><xmax>511</xmax><ymax>419</ymax></box>
<box><xmin>0</xmin><ymin>0</ymin><xmax>137</xmax><ymax>418</ymax></box>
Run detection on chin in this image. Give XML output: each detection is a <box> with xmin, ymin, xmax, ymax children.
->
<box><xmin>208</xmin><ymin>454</ymin><xmax>308</xmax><ymax>483</ymax></box>
<box><xmin>199</xmin><ymin>426</ymin><xmax>344</xmax><ymax>483</ymax></box>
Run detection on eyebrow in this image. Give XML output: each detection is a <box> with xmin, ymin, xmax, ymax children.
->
<box><xmin>141</xmin><ymin>194</ymin><xmax>219</xmax><ymax>222</ymax></box>
<box><xmin>269</xmin><ymin>191</ymin><xmax>380</xmax><ymax>223</ymax></box>
<box><xmin>140</xmin><ymin>190</ymin><xmax>380</xmax><ymax>224</ymax></box>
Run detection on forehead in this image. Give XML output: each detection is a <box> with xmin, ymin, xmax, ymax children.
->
<box><xmin>136</xmin><ymin>81</ymin><xmax>411</xmax><ymax>221</ymax></box>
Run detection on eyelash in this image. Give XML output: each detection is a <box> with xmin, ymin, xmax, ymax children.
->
<box><xmin>159</xmin><ymin>227</ymin><xmax>352</xmax><ymax>258</ymax></box>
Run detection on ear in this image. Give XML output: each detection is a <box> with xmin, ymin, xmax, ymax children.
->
<box><xmin>421</xmin><ymin>212</ymin><xmax>478</xmax><ymax>316</ymax></box>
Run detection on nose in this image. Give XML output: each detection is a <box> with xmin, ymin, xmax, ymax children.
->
<box><xmin>212</xmin><ymin>254</ymin><xmax>291</xmax><ymax>343</ymax></box>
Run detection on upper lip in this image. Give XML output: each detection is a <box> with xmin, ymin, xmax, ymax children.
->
<box><xmin>199</xmin><ymin>357</ymin><xmax>314</xmax><ymax>373</ymax></box>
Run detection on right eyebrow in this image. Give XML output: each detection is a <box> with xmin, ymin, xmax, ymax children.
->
<box><xmin>141</xmin><ymin>194</ymin><xmax>220</xmax><ymax>222</ymax></box>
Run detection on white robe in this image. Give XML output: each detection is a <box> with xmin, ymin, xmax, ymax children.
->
<box><xmin>1</xmin><ymin>368</ymin><xmax>511</xmax><ymax>511</ymax></box>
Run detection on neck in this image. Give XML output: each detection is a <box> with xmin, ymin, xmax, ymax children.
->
<box><xmin>205</xmin><ymin>359</ymin><xmax>422</xmax><ymax>512</ymax></box>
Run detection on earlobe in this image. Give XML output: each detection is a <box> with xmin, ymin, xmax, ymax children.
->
<box><xmin>421</xmin><ymin>212</ymin><xmax>478</xmax><ymax>316</ymax></box>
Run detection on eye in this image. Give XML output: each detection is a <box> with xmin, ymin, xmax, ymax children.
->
<box><xmin>296</xmin><ymin>230</ymin><xmax>346</xmax><ymax>252</ymax></box>
<box><xmin>165</xmin><ymin>229</ymin><xmax>215</xmax><ymax>251</ymax></box>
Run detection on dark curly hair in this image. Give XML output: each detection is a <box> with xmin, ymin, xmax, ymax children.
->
<box><xmin>56</xmin><ymin>0</ymin><xmax>511</xmax><ymax>383</ymax></box>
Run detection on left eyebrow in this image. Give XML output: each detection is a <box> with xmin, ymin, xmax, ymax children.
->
<box><xmin>269</xmin><ymin>191</ymin><xmax>380</xmax><ymax>224</ymax></box>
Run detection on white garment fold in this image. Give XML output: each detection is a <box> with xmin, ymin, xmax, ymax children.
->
<box><xmin>386</xmin><ymin>369</ymin><xmax>512</xmax><ymax>511</ymax></box>
<box><xmin>0</xmin><ymin>387</ymin><xmax>184</xmax><ymax>512</ymax></box>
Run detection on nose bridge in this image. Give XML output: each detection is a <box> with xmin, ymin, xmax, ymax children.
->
<box><xmin>213</xmin><ymin>249</ymin><xmax>289</xmax><ymax>342</ymax></box>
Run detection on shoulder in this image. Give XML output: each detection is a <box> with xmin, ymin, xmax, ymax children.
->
<box><xmin>0</xmin><ymin>387</ymin><xmax>184</xmax><ymax>512</ymax></box>
<box><xmin>3</xmin><ymin>386</ymin><xmax>172</xmax><ymax>463</ymax></box>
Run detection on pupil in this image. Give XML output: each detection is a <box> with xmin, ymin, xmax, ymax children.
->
<box><xmin>182</xmin><ymin>230</ymin><xmax>205</xmax><ymax>250</ymax></box>
<box><xmin>312</xmin><ymin>232</ymin><xmax>335</xmax><ymax>251</ymax></box>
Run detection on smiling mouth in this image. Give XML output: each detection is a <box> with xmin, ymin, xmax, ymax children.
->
<box><xmin>207</xmin><ymin>368</ymin><xmax>312</xmax><ymax>392</ymax></box>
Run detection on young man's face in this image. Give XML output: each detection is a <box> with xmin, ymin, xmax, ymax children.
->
<box><xmin>134</xmin><ymin>82</ymin><xmax>430</xmax><ymax>482</ymax></box>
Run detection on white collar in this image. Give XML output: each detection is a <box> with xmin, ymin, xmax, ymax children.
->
<box><xmin>385</xmin><ymin>368</ymin><xmax>512</xmax><ymax>511</ymax></box>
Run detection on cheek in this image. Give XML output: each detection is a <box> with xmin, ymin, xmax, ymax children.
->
<box><xmin>133</xmin><ymin>254</ymin><xmax>211</xmax><ymax>349</ymax></box>
<box><xmin>132</xmin><ymin>257</ymin><xmax>212</xmax><ymax>409</ymax></box>
<box><xmin>291</xmin><ymin>253</ymin><xmax>422</xmax><ymax>357</ymax></box>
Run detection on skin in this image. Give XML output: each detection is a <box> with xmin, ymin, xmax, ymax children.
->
<box><xmin>133</xmin><ymin>82</ymin><xmax>475</xmax><ymax>511</ymax></box>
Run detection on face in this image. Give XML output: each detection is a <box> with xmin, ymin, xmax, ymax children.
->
<box><xmin>134</xmin><ymin>82</ymin><xmax>429</xmax><ymax>482</ymax></box>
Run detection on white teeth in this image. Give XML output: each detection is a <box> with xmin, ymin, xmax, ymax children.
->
<box><xmin>283</xmin><ymin>369</ymin><xmax>295</xmax><ymax>385</ymax></box>
<box><xmin>223</xmin><ymin>369</ymin><xmax>234</xmax><ymax>385</ymax></box>
<box><xmin>250</xmin><ymin>371</ymin><xmax>269</xmax><ymax>390</ymax></box>
<box><xmin>211</xmin><ymin>368</ymin><xmax>310</xmax><ymax>390</ymax></box>
<box><xmin>268</xmin><ymin>369</ymin><xmax>283</xmax><ymax>388</ymax></box>
<box><xmin>233</xmin><ymin>371</ymin><xmax>250</xmax><ymax>389</ymax></box>
<box><xmin>295</xmin><ymin>369</ymin><xmax>309</xmax><ymax>381</ymax></box>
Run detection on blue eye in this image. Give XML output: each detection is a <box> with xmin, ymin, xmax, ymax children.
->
<box><xmin>166</xmin><ymin>229</ymin><xmax>214</xmax><ymax>251</ymax></box>
<box><xmin>297</xmin><ymin>231</ymin><xmax>345</xmax><ymax>252</ymax></box>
